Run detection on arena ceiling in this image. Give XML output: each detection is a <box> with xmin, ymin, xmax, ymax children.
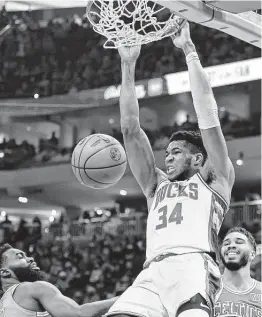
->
<box><xmin>0</xmin><ymin>0</ymin><xmax>87</xmax><ymax>11</ymax></box>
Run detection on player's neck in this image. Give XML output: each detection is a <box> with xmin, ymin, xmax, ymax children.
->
<box><xmin>173</xmin><ymin>170</ymin><xmax>196</xmax><ymax>182</ymax></box>
<box><xmin>223</xmin><ymin>267</ymin><xmax>254</xmax><ymax>291</ymax></box>
<box><xmin>2</xmin><ymin>278</ymin><xmax>20</xmax><ymax>292</ymax></box>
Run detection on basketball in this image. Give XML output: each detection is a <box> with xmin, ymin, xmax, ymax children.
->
<box><xmin>71</xmin><ymin>134</ymin><xmax>127</xmax><ymax>189</ymax></box>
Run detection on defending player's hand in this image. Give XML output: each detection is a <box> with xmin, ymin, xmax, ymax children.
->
<box><xmin>171</xmin><ymin>21</ymin><xmax>192</xmax><ymax>49</ymax></box>
<box><xmin>118</xmin><ymin>45</ymin><xmax>141</xmax><ymax>63</ymax></box>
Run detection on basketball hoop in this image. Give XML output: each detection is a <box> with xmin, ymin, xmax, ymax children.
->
<box><xmin>86</xmin><ymin>0</ymin><xmax>186</xmax><ymax>49</ymax></box>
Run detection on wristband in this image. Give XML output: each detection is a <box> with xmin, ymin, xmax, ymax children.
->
<box><xmin>186</xmin><ymin>52</ymin><xmax>199</xmax><ymax>64</ymax></box>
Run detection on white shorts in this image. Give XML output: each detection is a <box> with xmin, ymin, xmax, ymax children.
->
<box><xmin>105</xmin><ymin>253</ymin><xmax>222</xmax><ymax>317</ymax></box>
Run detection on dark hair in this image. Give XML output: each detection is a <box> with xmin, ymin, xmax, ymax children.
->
<box><xmin>169</xmin><ymin>130</ymin><xmax>207</xmax><ymax>164</ymax></box>
<box><xmin>224</xmin><ymin>227</ymin><xmax>257</xmax><ymax>252</ymax></box>
<box><xmin>0</xmin><ymin>244</ymin><xmax>12</xmax><ymax>268</ymax></box>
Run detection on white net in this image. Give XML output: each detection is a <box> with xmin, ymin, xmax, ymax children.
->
<box><xmin>86</xmin><ymin>0</ymin><xmax>185</xmax><ymax>48</ymax></box>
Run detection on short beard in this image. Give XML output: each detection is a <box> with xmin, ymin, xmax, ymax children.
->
<box><xmin>172</xmin><ymin>157</ymin><xmax>193</xmax><ymax>181</ymax></box>
<box><xmin>11</xmin><ymin>266</ymin><xmax>47</xmax><ymax>283</ymax></box>
<box><xmin>221</xmin><ymin>253</ymin><xmax>249</xmax><ymax>271</ymax></box>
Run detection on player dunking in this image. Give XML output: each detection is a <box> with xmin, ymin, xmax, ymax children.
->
<box><xmin>106</xmin><ymin>22</ymin><xmax>235</xmax><ymax>317</ymax></box>
<box><xmin>215</xmin><ymin>227</ymin><xmax>261</xmax><ymax>317</ymax></box>
<box><xmin>0</xmin><ymin>244</ymin><xmax>117</xmax><ymax>317</ymax></box>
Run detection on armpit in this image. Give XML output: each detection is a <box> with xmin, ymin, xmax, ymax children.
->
<box><xmin>148</xmin><ymin>169</ymin><xmax>167</xmax><ymax>199</ymax></box>
<box><xmin>148</xmin><ymin>181</ymin><xmax>158</xmax><ymax>198</ymax></box>
<box><xmin>200</xmin><ymin>160</ymin><xmax>216</xmax><ymax>185</ymax></box>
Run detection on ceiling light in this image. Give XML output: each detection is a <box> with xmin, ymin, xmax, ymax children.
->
<box><xmin>120</xmin><ymin>190</ymin><xmax>127</xmax><ymax>196</ymax></box>
<box><xmin>236</xmin><ymin>159</ymin><xmax>243</xmax><ymax>166</ymax></box>
<box><xmin>236</xmin><ymin>152</ymin><xmax>244</xmax><ymax>166</ymax></box>
<box><xmin>96</xmin><ymin>209</ymin><xmax>103</xmax><ymax>215</ymax></box>
<box><xmin>18</xmin><ymin>197</ymin><xmax>28</xmax><ymax>203</ymax></box>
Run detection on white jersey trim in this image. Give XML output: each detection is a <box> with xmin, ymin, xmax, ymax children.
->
<box><xmin>223</xmin><ymin>279</ymin><xmax>257</xmax><ymax>295</ymax></box>
<box><xmin>105</xmin><ymin>311</ymin><xmax>148</xmax><ymax>317</ymax></box>
<box><xmin>197</xmin><ymin>173</ymin><xmax>229</xmax><ymax>208</ymax></box>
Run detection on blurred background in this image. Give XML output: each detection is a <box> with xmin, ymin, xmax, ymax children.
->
<box><xmin>0</xmin><ymin>1</ymin><xmax>261</xmax><ymax>302</ymax></box>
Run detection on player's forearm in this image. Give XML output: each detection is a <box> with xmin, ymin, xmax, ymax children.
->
<box><xmin>181</xmin><ymin>41</ymin><xmax>220</xmax><ymax>130</ymax></box>
<box><xmin>120</xmin><ymin>61</ymin><xmax>140</xmax><ymax>121</ymax></box>
<box><xmin>79</xmin><ymin>297</ymin><xmax>118</xmax><ymax>317</ymax></box>
<box><xmin>182</xmin><ymin>41</ymin><xmax>213</xmax><ymax>99</ymax></box>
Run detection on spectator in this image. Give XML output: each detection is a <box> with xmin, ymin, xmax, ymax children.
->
<box><xmin>31</xmin><ymin>216</ymin><xmax>42</xmax><ymax>243</ymax></box>
<box><xmin>72</xmin><ymin>290</ymin><xmax>85</xmax><ymax>305</ymax></box>
<box><xmin>49</xmin><ymin>131</ymin><xmax>59</xmax><ymax>146</ymax></box>
<box><xmin>0</xmin><ymin>9</ymin><xmax>260</xmax><ymax>99</ymax></box>
<box><xmin>0</xmin><ymin>215</ymin><xmax>12</xmax><ymax>242</ymax></box>
<box><xmin>15</xmin><ymin>218</ymin><xmax>29</xmax><ymax>244</ymax></box>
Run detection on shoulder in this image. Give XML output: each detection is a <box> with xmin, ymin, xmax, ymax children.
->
<box><xmin>13</xmin><ymin>282</ymin><xmax>32</xmax><ymax>293</ymax></box>
<box><xmin>24</xmin><ymin>281</ymin><xmax>58</xmax><ymax>298</ymax></box>
<box><xmin>11</xmin><ymin>282</ymin><xmax>35</xmax><ymax>301</ymax></box>
<box><xmin>31</xmin><ymin>281</ymin><xmax>57</xmax><ymax>291</ymax></box>
<box><xmin>200</xmin><ymin>158</ymin><xmax>234</xmax><ymax>187</ymax></box>
<box><xmin>199</xmin><ymin>158</ymin><xmax>234</xmax><ymax>205</ymax></box>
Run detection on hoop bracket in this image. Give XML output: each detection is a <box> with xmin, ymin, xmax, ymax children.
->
<box><xmin>154</xmin><ymin>0</ymin><xmax>261</xmax><ymax>48</ymax></box>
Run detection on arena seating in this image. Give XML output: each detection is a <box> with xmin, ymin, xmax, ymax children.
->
<box><xmin>0</xmin><ymin>6</ymin><xmax>261</xmax><ymax>306</ymax></box>
<box><xmin>0</xmin><ymin>200</ymin><xmax>261</xmax><ymax>300</ymax></box>
<box><xmin>0</xmin><ymin>112</ymin><xmax>260</xmax><ymax>170</ymax></box>
<box><xmin>0</xmin><ymin>8</ymin><xmax>260</xmax><ymax>170</ymax></box>
<box><xmin>0</xmin><ymin>10</ymin><xmax>260</xmax><ymax>98</ymax></box>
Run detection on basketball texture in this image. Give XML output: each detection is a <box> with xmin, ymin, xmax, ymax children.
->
<box><xmin>71</xmin><ymin>134</ymin><xmax>127</xmax><ymax>189</ymax></box>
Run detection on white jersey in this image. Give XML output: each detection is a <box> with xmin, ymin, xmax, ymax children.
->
<box><xmin>0</xmin><ymin>284</ymin><xmax>50</xmax><ymax>317</ymax></box>
<box><xmin>146</xmin><ymin>172</ymin><xmax>228</xmax><ymax>263</ymax></box>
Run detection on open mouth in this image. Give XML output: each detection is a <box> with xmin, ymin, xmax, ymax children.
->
<box><xmin>226</xmin><ymin>251</ymin><xmax>240</xmax><ymax>256</ymax></box>
<box><xmin>167</xmin><ymin>166</ymin><xmax>175</xmax><ymax>173</ymax></box>
<box><xmin>30</xmin><ymin>263</ymin><xmax>40</xmax><ymax>270</ymax></box>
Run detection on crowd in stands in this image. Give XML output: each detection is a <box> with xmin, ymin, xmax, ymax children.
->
<box><xmin>0</xmin><ymin>137</ymin><xmax>36</xmax><ymax>169</ymax></box>
<box><xmin>0</xmin><ymin>214</ymin><xmax>42</xmax><ymax>249</ymax></box>
<box><xmin>0</xmin><ymin>6</ymin><xmax>261</xmax><ymax>303</ymax></box>
<box><xmin>0</xmin><ymin>7</ymin><xmax>261</xmax><ymax>98</ymax></box>
<box><xmin>0</xmin><ymin>7</ymin><xmax>260</xmax><ymax>169</ymax></box>
<box><xmin>0</xmin><ymin>216</ymin><xmax>145</xmax><ymax>300</ymax></box>
<box><xmin>0</xmin><ymin>200</ymin><xmax>261</xmax><ymax>301</ymax></box>
<box><xmin>0</xmin><ymin>109</ymin><xmax>260</xmax><ymax>170</ymax></box>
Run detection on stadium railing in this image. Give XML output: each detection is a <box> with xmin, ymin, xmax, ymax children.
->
<box><xmin>46</xmin><ymin>201</ymin><xmax>261</xmax><ymax>241</ymax></box>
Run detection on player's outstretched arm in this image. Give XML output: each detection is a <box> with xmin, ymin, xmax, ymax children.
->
<box><xmin>118</xmin><ymin>46</ymin><xmax>158</xmax><ymax>198</ymax></box>
<box><xmin>30</xmin><ymin>281</ymin><xmax>117</xmax><ymax>317</ymax></box>
<box><xmin>172</xmin><ymin>23</ymin><xmax>235</xmax><ymax>188</ymax></box>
